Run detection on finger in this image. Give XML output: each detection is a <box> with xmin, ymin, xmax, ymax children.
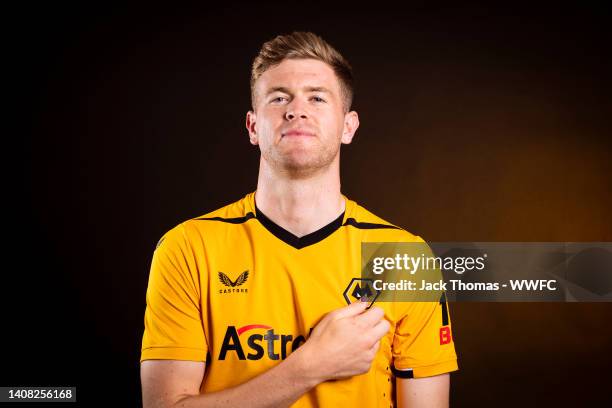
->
<box><xmin>331</xmin><ymin>301</ymin><xmax>369</xmax><ymax>320</ymax></box>
<box><xmin>370</xmin><ymin>318</ymin><xmax>391</xmax><ymax>340</ymax></box>
<box><xmin>369</xmin><ymin>340</ymin><xmax>381</xmax><ymax>354</ymax></box>
<box><xmin>354</xmin><ymin>306</ymin><xmax>385</xmax><ymax>327</ymax></box>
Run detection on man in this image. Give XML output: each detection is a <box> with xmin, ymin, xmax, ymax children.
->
<box><xmin>141</xmin><ymin>32</ymin><xmax>458</xmax><ymax>407</ymax></box>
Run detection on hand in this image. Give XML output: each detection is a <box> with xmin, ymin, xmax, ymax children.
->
<box><xmin>296</xmin><ymin>302</ymin><xmax>391</xmax><ymax>383</ymax></box>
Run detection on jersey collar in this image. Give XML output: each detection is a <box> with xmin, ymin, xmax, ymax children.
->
<box><xmin>245</xmin><ymin>191</ymin><xmax>352</xmax><ymax>250</ymax></box>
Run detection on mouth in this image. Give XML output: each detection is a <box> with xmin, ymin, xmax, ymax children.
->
<box><xmin>282</xmin><ymin>129</ymin><xmax>316</xmax><ymax>138</ymax></box>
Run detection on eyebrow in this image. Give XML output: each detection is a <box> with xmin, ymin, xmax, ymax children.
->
<box><xmin>265</xmin><ymin>86</ymin><xmax>332</xmax><ymax>96</ymax></box>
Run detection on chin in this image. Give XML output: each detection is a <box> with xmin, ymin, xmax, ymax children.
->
<box><xmin>282</xmin><ymin>156</ymin><xmax>319</xmax><ymax>171</ymax></box>
<box><xmin>281</xmin><ymin>152</ymin><xmax>337</xmax><ymax>173</ymax></box>
<box><xmin>263</xmin><ymin>145</ymin><xmax>339</xmax><ymax>174</ymax></box>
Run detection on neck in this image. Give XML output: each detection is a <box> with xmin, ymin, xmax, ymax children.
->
<box><xmin>254</xmin><ymin>156</ymin><xmax>345</xmax><ymax>237</ymax></box>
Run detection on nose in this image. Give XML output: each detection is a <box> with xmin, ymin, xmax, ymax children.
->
<box><xmin>285</xmin><ymin>99</ymin><xmax>308</xmax><ymax>121</ymax></box>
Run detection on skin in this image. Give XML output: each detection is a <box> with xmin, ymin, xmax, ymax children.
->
<box><xmin>141</xmin><ymin>58</ymin><xmax>450</xmax><ymax>407</ymax></box>
<box><xmin>247</xmin><ymin>58</ymin><xmax>359</xmax><ymax>237</ymax></box>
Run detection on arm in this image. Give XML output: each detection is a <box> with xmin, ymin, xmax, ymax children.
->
<box><xmin>396</xmin><ymin>373</ymin><xmax>450</xmax><ymax>408</ymax></box>
<box><xmin>141</xmin><ymin>350</ymin><xmax>316</xmax><ymax>408</ymax></box>
<box><xmin>141</xmin><ymin>301</ymin><xmax>390</xmax><ymax>408</ymax></box>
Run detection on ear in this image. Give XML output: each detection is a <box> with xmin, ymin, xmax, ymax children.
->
<box><xmin>246</xmin><ymin>111</ymin><xmax>258</xmax><ymax>145</ymax></box>
<box><xmin>341</xmin><ymin>111</ymin><xmax>359</xmax><ymax>144</ymax></box>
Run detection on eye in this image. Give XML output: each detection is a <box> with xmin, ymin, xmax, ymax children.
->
<box><xmin>311</xmin><ymin>96</ymin><xmax>326</xmax><ymax>103</ymax></box>
<box><xmin>270</xmin><ymin>96</ymin><xmax>288</xmax><ymax>103</ymax></box>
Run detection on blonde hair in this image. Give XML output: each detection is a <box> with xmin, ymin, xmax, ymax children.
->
<box><xmin>251</xmin><ymin>32</ymin><xmax>354</xmax><ymax>112</ymax></box>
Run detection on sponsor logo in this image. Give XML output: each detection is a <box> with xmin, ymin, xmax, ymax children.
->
<box><xmin>439</xmin><ymin>293</ymin><xmax>453</xmax><ymax>344</ymax></box>
<box><xmin>219</xmin><ymin>325</ymin><xmax>312</xmax><ymax>361</ymax></box>
<box><xmin>439</xmin><ymin>327</ymin><xmax>452</xmax><ymax>345</ymax></box>
<box><xmin>218</xmin><ymin>271</ymin><xmax>249</xmax><ymax>294</ymax></box>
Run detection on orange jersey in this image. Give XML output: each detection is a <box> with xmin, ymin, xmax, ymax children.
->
<box><xmin>141</xmin><ymin>192</ymin><xmax>458</xmax><ymax>407</ymax></box>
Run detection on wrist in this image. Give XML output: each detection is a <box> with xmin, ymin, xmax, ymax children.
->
<box><xmin>288</xmin><ymin>343</ymin><xmax>325</xmax><ymax>388</ymax></box>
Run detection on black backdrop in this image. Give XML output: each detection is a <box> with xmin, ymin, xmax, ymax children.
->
<box><xmin>6</xmin><ymin>2</ymin><xmax>612</xmax><ymax>406</ymax></box>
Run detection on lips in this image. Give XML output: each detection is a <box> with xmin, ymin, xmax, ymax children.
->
<box><xmin>282</xmin><ymin>129</ymin><xmax>315</xmax><ymax>137</ymax></box>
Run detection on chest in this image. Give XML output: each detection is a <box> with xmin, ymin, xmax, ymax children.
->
<box><xmin>206</xmin><ymin>237</ymin><xmax>361</xmax><ymax>324</ymax></box>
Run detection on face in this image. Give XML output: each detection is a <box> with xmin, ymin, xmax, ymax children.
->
<box><xmin>246</xmin><ymin>58</ymin><xmax>359</xmax><ymax>175</ymax></box>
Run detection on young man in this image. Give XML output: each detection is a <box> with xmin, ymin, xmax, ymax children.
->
<box><xmin>141</xmin><ymin>32</ymin><xmax>458</xmax><ymax>407</ymax></box>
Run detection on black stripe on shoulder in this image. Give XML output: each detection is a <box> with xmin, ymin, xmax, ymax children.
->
<box><xmin>343</xmin><ymin>218</ymin><xmax>401</xmax><ymax>230</ymax></box>
<box><xmin>195</xmin><ymin>212</ymin><xmax>255</xmax><ymax>224</ymax></box>
<box><xmin>391</xmin><ymin>366</ymin><xmax>414</xmax><ymax>379</ymax></box>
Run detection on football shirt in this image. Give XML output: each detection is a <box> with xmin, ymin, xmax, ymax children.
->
<box><xmin>141</xmin><ymin>192</ymin><xmax>458</xmax><ymax>407</ymax></box>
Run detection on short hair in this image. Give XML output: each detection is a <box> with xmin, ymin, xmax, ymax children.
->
<box><xmin>251</xmin><ymin>32</ymin><xmax>354</xmax><ymax>112</ymax></box>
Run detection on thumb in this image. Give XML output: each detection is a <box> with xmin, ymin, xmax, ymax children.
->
<box><xmin>332</xmin><ymin>300</ymin><xmax>369</xmax><ymax>320</ymax></box>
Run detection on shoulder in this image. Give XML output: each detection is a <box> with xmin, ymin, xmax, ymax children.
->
<box><xmin>190</xmin><ymin>193</ymin><xmax>254</xmax><ymax>223</ymax></box>
<box><xmin>157</xmin><ymin>193</ymin><xmax>255</xmax><ymax>249</ymax></box>
<box><xmin>345</xmin><ymin>198</ymin><xmax>425</xmax><ymax>243</ymax></box>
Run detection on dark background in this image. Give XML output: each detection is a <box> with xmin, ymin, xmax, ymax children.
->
<box><xmin>5</xmin><ymin>2</ymin><xmax>612</xmax><ymax>406</ymax></box>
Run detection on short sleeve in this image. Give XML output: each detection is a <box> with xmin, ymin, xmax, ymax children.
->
<box><xmin>391</xmin><ymin>296</ymin><xmax>458</xmax><ymax>378</ymax></box>
<box><xmin>140</xmin><ymin>224</ymin><xmax>208</xmax><ymax>362</ymax></box>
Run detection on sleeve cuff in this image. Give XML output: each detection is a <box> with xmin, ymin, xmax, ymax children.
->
<box><xmin>394</xmin><ymin>358</ymin><xmax>458</xmax><ymax>378</ymax></box>
<box><xmin>140</xmin><ymin>346</ymin><xmax>208</xmax><ymax>363</ymax></box>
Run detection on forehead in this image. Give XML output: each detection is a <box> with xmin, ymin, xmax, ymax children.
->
<box><xmin>256</xmin><ymin>58</ymin><xmax>340</xmax><ymax>93</ymax></box>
